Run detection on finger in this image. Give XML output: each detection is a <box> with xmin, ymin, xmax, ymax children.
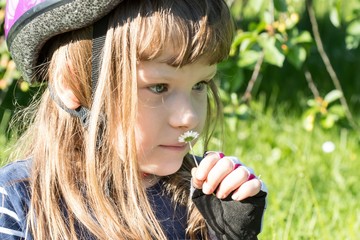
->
<box><xmin>202</xmin><ymin>157</ymin><xmax>234</xmax><ymax>195</ymax></box>
<box><xmin>195</xmin><ymin>152</ymin><xmax>222</xmax><ymax>181</ymax></box>
<box><xmin>215</xmin><ymin>166</ymin><xmax>250</xmax><ymax>199</ymax></box>
<box><xmin>191</xmin><ymin>167</ymin><xmax>203</xmax><ymax>189</ymax></box>
<box><xmin>231</xmin><ymin>179</ymin><xmax>262</xmax><ymax>201</ymax></box>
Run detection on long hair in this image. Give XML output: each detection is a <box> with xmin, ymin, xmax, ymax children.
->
<box><xmin>11</xmin><ymin>0</ymin><xmax>234</xmax><ymax>239</ymax></box>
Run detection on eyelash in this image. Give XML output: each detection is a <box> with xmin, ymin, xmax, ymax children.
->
<box><xmin>148</xmin><ymin>84</ymin><xmax>168</xmax><ymax>94</ymax></box>
<box><xmin>148</xmin><ymin>80</ymin><xmax>210</xmax><ymax>94</ymax></box>
<box><xmin>193</xmin><ymin>81</ymin><xmax>209</xmax><ymax>92</ymax></box>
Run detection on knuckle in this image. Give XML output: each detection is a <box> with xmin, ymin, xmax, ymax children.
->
<box><xmin>204</xmin><ymin>152</ymin><xmax>220</xmax><ymax>162</ymax></box>
<box><xmin>220</xmin><ymin>158</ymin><xmax>233</xmax><ymax>170</ymax></box>
<box><xmin>252</xmin><ymin>179</ymin><xmax>262</xmax><ymax>190</ymax></box>
<box><xmin>236</xmin><ymin>167</ymin><xmax>249</xmax><ymax>180</ymax></box>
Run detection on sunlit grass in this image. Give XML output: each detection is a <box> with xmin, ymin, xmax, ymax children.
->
<box><xmin>207</xmin><ymin>100</ymin><xmax>360</xmax><ymax>240</ymax></box>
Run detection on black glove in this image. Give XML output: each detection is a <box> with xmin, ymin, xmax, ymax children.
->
<box><xmin>192</xmin><ymin>189</ymin><xmax>267</xmax><ymax>240</ymax></box>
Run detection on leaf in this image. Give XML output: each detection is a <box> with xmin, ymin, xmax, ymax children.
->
<box><xmin>345</xmin><ymin>35</ymin><xmax>360</xmax><ymax>50</ymax></box>
<box><xmin>232</xmin><ymin>32</ymin><xmax>255</xmax><ymax>49</ymax></box>
<box><xmin>230</xmin><ymin>93</ymin><xmax>240</xmax><ymax>106</ymax></box>
<box><xmin>292</xmin><ymin>31</ymin><xmax>313</xmax><ymax>44</ymax></box>
<box><xmin>324</xmin><ymin>90</ymin><xmax>343</xmax><ymax>103</ymax></box>
<box><xmin>247</xmin><ymin>0</ymin><xmax>264</xmax><ymax>14</ymax></box>
<box><xmin>219</xmin><ymin>88</ymin><xmax>231</xmax><ymax>103</ymax></box>
<box><xmin>287</xmin><ymin>46</ymin><xmax>307</xmax><ymax>69</ymax></box>
<box><xmin>347</xmin><ymin>20</ymin><xmax>360</xmax><ymax>36</ymax></box>
<box><xmin>274</xmin><ymin>0</ymin><xmax>287</xmax><ymax>12</ymax></box>
<box><xmin>239</xmin><ymin>37</ymin><xmax>257</xmax><ymax>52</ymax></box>
<box><xmin>302</xmin><ymin>111</ymin><xmax>315</xmax><ymax>132</ymax></box>
<box><xmin>321</xmin><ymin>114</ymin><xmax>338</xmax><ymax>129</ymax></box>
<box><xmin>236</xmin><ymin>104</ymin><xmax>250</xmax><ymax>116</ymax></box>
<box><xmin>258</xmin><ymin>35</ymin><xmax>285</xmax><ymax>67</ymax></box>
<box><xmin>237</xmin><ymin>50</ymin><xmax>261</xmax><ymax>68</ymax></box>
<box><xmin>307</xmin><ymin>99</ymin><xmax>317</xmax><ymax>107</ymax></box>
<box><xmin>225</xmin><ymin>116</ymin><xmax>238</xmax><ymax>132</ymax></box>
<box><xmin>330</xmin><ymin>7</ymin><xmax>341</xmax><ymax>28</ymax></box>
<box><xmin>328</xmin><ymin>105</ymin><xmax>345</xmax><ymax>118</ymax></box>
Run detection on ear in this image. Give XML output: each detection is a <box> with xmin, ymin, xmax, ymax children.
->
<box><xmin>55</xmin><ymin>61</ymin><xmax>81</xmax><ymax>110</ymax></box>
<box><xmin>56</xmin><ymin>81</ymin><xmax>81</xmax><ymax>110</ymax></box>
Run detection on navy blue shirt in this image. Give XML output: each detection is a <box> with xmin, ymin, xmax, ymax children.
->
<box><xmin>0</xmin><ymin>160</ymin><xmax>188</xmax><ymax>239</ymax></box>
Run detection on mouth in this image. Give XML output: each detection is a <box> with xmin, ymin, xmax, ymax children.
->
<box><xmin>159</xmin><ymin>144</ymin><xmax>188</xmax><ymax>151</ymax></box>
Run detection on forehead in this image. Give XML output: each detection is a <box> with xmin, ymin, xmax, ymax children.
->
<box><xmin>137</xmin><ymin>59</ymin><xmax>217</xmax><ymax>81</ymax></box>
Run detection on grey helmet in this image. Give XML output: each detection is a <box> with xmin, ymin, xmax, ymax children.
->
<box><xmin>5</xmin><ymin>0</ymin><xmax>123</xmax><ymax>83</ymax></box>
<box><xmin>5</xmin><ymin>0</ymin><xmax>124</xmax><ymax>127</ymax></box>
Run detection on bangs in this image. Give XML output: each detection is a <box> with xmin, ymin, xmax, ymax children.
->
<box><xmin>133</xmin><ymin>0</ymin><xmax>234</xmax><ymax>66</ymax></box>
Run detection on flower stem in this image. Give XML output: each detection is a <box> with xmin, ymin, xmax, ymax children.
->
<box><xmin>189</xmin><ymin>141</ymin><xmax>198</xmax><ymax>167</ymax></box>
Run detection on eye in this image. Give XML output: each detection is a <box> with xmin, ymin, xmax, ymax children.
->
<box><xmin>148</xmin><ymin>84</ymin><xmax>168</xmax><ymax>94</ymax></box>
<box><xmin>192</xmin><ymin>81</ymin><xmax>209</xmax><ymax>92</ymax></box>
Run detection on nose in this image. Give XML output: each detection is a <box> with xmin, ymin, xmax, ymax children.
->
<box><xmin>168</xmin><ymin>93</ymin><xmax>201</xmax><ymax>130</ymax></box>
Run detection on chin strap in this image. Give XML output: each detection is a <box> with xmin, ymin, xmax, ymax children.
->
<box><xmin>49</xmin><ymin>14</ymin><xmax>109</xmax><ymax>129</ymax></box>
<box><xmin>48</xmin><ymin>84</ymin><xmax>91</xmax><ymax>127</ymax></box>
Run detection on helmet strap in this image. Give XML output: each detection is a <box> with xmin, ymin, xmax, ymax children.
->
<box><xmin>48</xmin><ymin>83</ymin><xmax>91</xmax><ymax>127</ymax></box>
<box><xmin>91</xmin><ymin>14</ymin><xmax>109</xmax><ymax>101</ymax></box>
<box><xmin>48</xmin><ymin>14</ymin><xmax>109</xmax><ymax>129</ymax></box>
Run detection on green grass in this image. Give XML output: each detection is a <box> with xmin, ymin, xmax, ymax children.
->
<box><xmin>1</xmin><ymin>99</ymin><xmax>359</xmax><ymax>239</ymax></box>
<box><xmin>207</xmin><ymin>100</ymin><xmax>360</xmax><ymax>240</ymax></box>
<box><xmin>0</xmin><ymin>133</ymin><xmax>16</xmax><ymax>166</ymax></box>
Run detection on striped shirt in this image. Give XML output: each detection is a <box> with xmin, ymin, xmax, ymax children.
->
<box><xmin>0</xmin><ymin>160</ymin><xmax>188</xmax><ymax>240</ymax></box>
<box><xmin>0</xmin><ymin>160</ymin><xmax>32</xmax><ymax>240</ymax></box>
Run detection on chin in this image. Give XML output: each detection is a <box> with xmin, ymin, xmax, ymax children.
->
<box><xmin>155</xmin><ymin>166</ymin><xmax>181</xmax><ymax>176</ymax></box>
<box><xmin>154</xmin><ymin>160</ymin><xmax>184</xmax><ymax>176</ymax></box>
<box><xmin>140</xmin><ymin>154</ymin><xmax>185</xmax><ymax>176</ymax></box>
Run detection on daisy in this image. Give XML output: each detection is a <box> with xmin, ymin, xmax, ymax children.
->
<box><xmin>178</xmin><ymin>130</ymin><xmax>199</xmax><ymax>167</ymax></box>
<box><xmin>178</xmin><ymin>130</ymin><xmax>199</xmax><ymax>143</ymax></box>
<box><xmin>322</xmin><ymin>141</ymin><xmax>335</xmax><ymax>153</ymax></box>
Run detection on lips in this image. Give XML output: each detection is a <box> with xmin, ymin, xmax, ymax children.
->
<box><xmin>159</xmin><ymin>144</ymin><xmax>188</xmax><ymax>151</ymax></box>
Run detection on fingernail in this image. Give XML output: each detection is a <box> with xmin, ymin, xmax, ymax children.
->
<box><xmin>234</xmin><ymin>163</ymin><xmax>241</xmax><ymax>170</ymax></box>
<box><xmin>196</xmin><ymin>168</ymin><xmax>206</xmax><ymax>180</ymax></box>
<box><xmin>203</xmin><ymin>151</ymin><xmax>225</xmax><ymax>159</ymax></box>
<box><xmin>203</xmin><ymin>151</ymin><xmax>212</xmax><ymax>158</ymax></box>
<box><xmin>202</xmin><ymin>182</ymin><xmax>212</xmax><ymax>194</ymax></box>
<box><xmin>216</xmin><ymin>191</ymin><xmax>226</xmax><ymax>199</ymax></box>
<box><xmin>231</xmin><ymin>190</ymin><xmax>244</xmax><ymax>201</ymax></box>
<box><xmin>248</xmin><ymin>173</ymin><xmax>256</xmax><ymax>181</ymax></box>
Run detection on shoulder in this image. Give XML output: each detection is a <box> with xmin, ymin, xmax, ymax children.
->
<box><xmin>0</xmin><ymin>159</ymin><xmax>31</xmax><ymax>186</ymax></box>
<box><xmin>0</xmin><ymin>159</ymin><xmax>32</xmax><ymax>204</ymax></box>
<box><xmin>0</xmin><ymin>160</ymin><xmax>32</xmax><ymax>239</ymax></box>
<box><xmin>0</xmin><ymin>159</ymin><xmax>32</xmax><ymax>206</ymax></box>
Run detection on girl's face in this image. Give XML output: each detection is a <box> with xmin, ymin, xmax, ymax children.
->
<box><xmin>136</xmin><ymin>58</ymin><xmax>217</xmax><ymax>176</ymax></box>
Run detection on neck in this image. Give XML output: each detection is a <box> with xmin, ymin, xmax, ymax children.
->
<box><xmin>142</xmin><ymin>173</ymin><xmax>160</xmax><ymax>188</ymax></box>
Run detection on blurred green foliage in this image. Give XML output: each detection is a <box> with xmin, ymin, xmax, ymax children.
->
<box><xmin>219</xmin><ymin>0</ymin><xmax>360</xmax><ymax>129</ymax></box>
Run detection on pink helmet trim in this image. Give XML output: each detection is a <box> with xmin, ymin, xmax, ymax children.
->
<box><xmin>5</xmin><ymin>0</ymin><xmax>123</xmax><ymax>83</ymax></box>
<box><xmin>5</xmin><ymin>0</ymin><xmax>47</xmax><ymax>38</ymax></box>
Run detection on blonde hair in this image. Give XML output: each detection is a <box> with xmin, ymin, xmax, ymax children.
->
<box><xmin>12</xmin><ymin>0</ymin><xmax>233</xmax><ymax>239</ymax></box>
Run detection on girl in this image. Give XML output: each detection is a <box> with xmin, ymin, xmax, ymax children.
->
<box><xmin>1</xmin><ymin>0</ymin><xmax>267</xmax><ymax>239</ymax></box>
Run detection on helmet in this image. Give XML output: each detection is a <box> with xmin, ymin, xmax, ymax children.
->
<box><xmin>5</xmin><ymin>0</ymin><xmax>123</xmax><ymax>83</ymax></box>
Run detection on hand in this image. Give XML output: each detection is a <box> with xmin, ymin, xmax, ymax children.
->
<box><xmin>191</xmin><ymin>151</ymin><xmax>263</xmax><ymax>201</ymax></box>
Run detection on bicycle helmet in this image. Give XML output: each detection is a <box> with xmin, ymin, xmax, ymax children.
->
<box><xmin>5</xmin><ymin>0</ymin><xmax>124</xmax><ymax>127</ymax></box>
<box><xmin>5</xmin><ymin>0</ymin><xmax>123</xmax><ymax>83</ymax></box>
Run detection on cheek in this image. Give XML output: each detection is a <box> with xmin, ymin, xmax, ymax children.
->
<box><xmin>195</xmin><ymin>96</ymin><xmax>208</xmax><ymax>130</ymax></box>
<box><xmin>134</xmin><ymin>105</ymin><xmax>163</xmax><ymax>155</ymax></box>
<box><xmin>135</xmin><ymin>108</ymin><xmax>152</xmax><ymax>143</ymax></box>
